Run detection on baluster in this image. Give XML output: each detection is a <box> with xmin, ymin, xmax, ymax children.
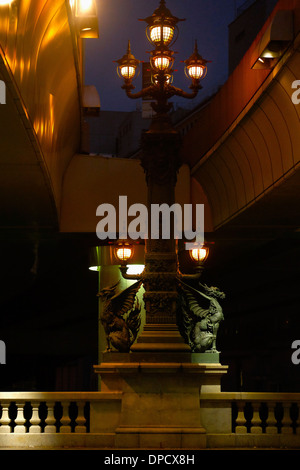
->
<box><xmin>0</xmin><ymin>402</ymin><xmax>11</xmax><ymax>433</ymax></box>
<box><xmin>281</xmin><ymin>402</ymin><xmax>293</xmax><ymax>434</ymax></box>
<box><xmin>14</xmin><ymin>402</ymin><xmax>26</xmax><ymax>433</ymax></box>
<box><xmin>266</xmin><ymin>401</ymin><xmax>278</xmax><ymax>434</ymax></box>
<box><xmin>75</xmin><ymin>402</ymin><xmax>87</xmax><ymax>433</ymax></box>
<box><xmin>59</xmin><ymin>401</ymin><xmax>72</xmax><ymax>433</ymax></box>
<box><xmin>295</xmin><ymin>402</ymin><xmax>300</xmax><ymax>435</ymax></box>
<box><xmin>235</xmin><ymin>401</ymin><xmax>247</xmax><ymax>433</ymax></box>
<box><xmin>44</xmin><ymin>402</ymin><xmax>57</xmax><ymax>433</ymax></box>
<box><xmin>250</xmin><ymin>402</ymin><xmax>262</xmax><ymax>434</ymax></box>
<box><xmin>29</xmin><ymin>401</ymin><xmax>41</xmax><ymax>433</ymax></box>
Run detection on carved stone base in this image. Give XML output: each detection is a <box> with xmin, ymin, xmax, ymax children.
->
<box><xmin>93</xmin><ymin>351</ymin><xmax>227</xmax><ymax>449</ymax></box>
<box><xmin>131</xmin><ymin>323</ymin><xmax>190</xmax><ymax>353</ymax></box>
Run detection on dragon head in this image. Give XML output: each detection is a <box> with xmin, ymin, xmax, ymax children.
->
<box><xmin>201</xmin><ymin>283</ymin><xmax>226</xmax><ymax>299</ymax></box>
<box><xmin>97</xmin><ymin>281</ymin><xmax>120</xmax><ymax>301</ymax></box>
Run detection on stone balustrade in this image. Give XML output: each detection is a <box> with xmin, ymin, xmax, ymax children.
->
<box><xmin>0</xmin><ymin>391</ymin><xmax>300</xmax><ymax>448</ymax></box>
<box><xmin>0</xmin><ymin>392</ymin><xmax>122</xmax><ymax>448</ymax></box>
<box><xmin>201</xmin><ymin>392</ymin><xmax>300</xmax><ymax>449</ymax></box>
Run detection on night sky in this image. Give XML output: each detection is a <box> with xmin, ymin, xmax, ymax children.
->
<box><xmin>84</xmin><ymin>0</ymin><xmax>246</xmax><ymax>111</ymax></box>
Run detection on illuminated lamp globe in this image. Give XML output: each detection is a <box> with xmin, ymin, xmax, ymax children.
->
<box><xmin>120</xmin><ymin>65</ymin><xmax>136</xmax><ymax>80</ymax></box>
<box><xmin>151</xmin><ymin>49</ymin><xmax>174</xmax><ymax>72</ymax></box>
<box><xmin>116</xmin><ymin>41</ymin><xmax>140</xmax><ymax>81</ymax></box>
<box><xmin>184</xmin><ymin>41</ymin><xmax>208</xmax><ymax>82</ymax></box>
<box><xmin>115</xmin><ymin>243</ymin><xmax>134</xmax><ymax>264</ymax></box>
<box><xmin>190</xmin><ymin>245</ymin><xmax>209</xmax><ymax>263</ymax></box>
<box><xmin>149</xmin><ymin>25</ymin><xmax>174</xmax><ymax>47</ymax></box>
<box><xmin>154</xmin><ymin>55</ymin><xmax>171</xmax><ymax>71</ymax></box>
<box><xmin>187</xmin><ymin>65</ymin><xmax>206</xmax><ymax>81</ymax></box>
<box><xmin>140</xmin><ymin>0</ymin><xmax>184</xmax><ymax>47</ymax></box>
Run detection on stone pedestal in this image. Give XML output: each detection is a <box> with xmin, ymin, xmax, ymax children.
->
<box><xmin>92</xmin><ymin>87</ymin><xmax>228</xmax><ymax>448</ymax></box>
<box><xmin>93</xmin><ymin>335</ymin><xmax>228</xmax><ymax>448</ymax></box>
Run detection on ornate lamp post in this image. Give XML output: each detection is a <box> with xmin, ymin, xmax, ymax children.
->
<box><xmin>94</xmin><ymin>2</ymin><xmax>227</xmax><ymax>448</ymax></box>
<box><xmin>114</xmin><ymin>0</ymin><xmax>211</xmax><ymax>351</ymax></box>
<box><xmin>116</xmin><ymin>1</ymin><xmax>208</xmax><ymax>122</ymax></box>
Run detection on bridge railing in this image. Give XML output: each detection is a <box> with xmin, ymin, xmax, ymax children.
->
<box><xmin>201</xmin><ymin>392</ymin><xmax>300</xmax><ymax>449</ymax></box>
<box><xmin>0</xmin><ymin>391</ymin><xmax>300</xmax><ymax>448</ymax></box>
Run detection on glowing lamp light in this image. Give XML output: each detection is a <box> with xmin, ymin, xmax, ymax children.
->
<box><xmin>190</xmin><ymin>246</ymin><xmax>209</xmax><ymax>263</ymax></box>
<box><xmin>0</xmin><ymin>0</ymin><xmax>14</xmax><ymax>4</ymax></box>
<box><xmin>187</xmin><ymin>65</ymin><xmax>205</xmax><ymax>80</ymax></box>
<box><xmin>141</xmin><ymin>0</ymin><xmax>184</xmax><ymax>47</ymax></box>
<box><xmin>153</xmin><ymin>55</ymin><xmax>171</xmax><ymax>71</ymax></box>
<box><xmin>79</xmin><ymin>0</ymin><xmax>92</xmax><ymax>11</ymax></box>
<box><xmin>116</xmin><ymin>41</ymin><xmax>140</xmax><ymax>82</ymax></box>
<box><xmin>116</xmin><ymin>247</ymin><xmax>133</xmax><ymax>262</ymax></box>
<box><xmin>72</xmin><ymin>0</ymin><xmax>99</xmax><ymax>38</ymax></box>
<box><xmin>120</xmin><ymin>66</ymin><xmax>136</xmax><ymax>80</ymax></box>
<box><xmin>151</xmin><ymin>49</ymin><xmax>174</xmax><ymax>73</ymax></box>
<box><xmin>76</xmin><ymin>0</ymin><xmax>96</xmax><ymax>16</ymax></box>
<box><xmin>126</xmin><ymin>265</ymin><xmax>145</xmax><ymax>276</ymax></box>
<box><xmin>115</xmin><ymin>243</ymin><xmax>134</xmax><ymax>264</ymax></box>
<box><xmin>184</xmin><ymin>40</ymin><xmax>208</xmax><ymax>83</ymax></box>
<box><xmin>88</xmin><ymin>247</ymin><xmax>101</xmax><ymax>271</ymax></box>
<box><xmin>89</xmin><ymin>265</ymin><xmax>99</xmax><ymax>272</ymax></box>
<box><xmin>150</xmin><ymin>26</ymin><xmax>174</xmax><ymax>46</ymax></box>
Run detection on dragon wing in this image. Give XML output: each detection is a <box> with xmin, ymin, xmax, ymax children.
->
<box><xmin>178</xmin><ymin>280</ymin><xmax>211</xmax><ymax>318</ymax></box>
<box><xmin>110</xmin><ymin>280</ymin><xmax>143</xmax><ymax>317</ymax></box>
<box><xmin>126</xmin><ymin>298</ymin><xmax>141</xmax><ymax>343</ymax></box>
<box><xmin>177</xmin><ymin>280</ymin><xmax>212</xmax><ymax>350</ymax></box>
<box><xmin>176</xmin><ymin>287</ymin><xmax>193</xmax><ymax>346</ymax></box>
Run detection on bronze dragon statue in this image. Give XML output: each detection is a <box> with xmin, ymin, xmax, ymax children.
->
<box><xmin>176</xmin><ymin>279</ymin><xmax>225</xmax><ymax>353</ymax></box>
<box><xmin>98</xmin><ymin>280</ymin><xmax>143</xmax><ymax>352</ymax></box>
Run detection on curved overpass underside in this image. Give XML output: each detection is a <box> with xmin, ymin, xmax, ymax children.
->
<box><xmin>0</xmin><ymin>0</ymin><xmax>81</xmax><ymax>234</ymax></box>
<box><xmin>181</xmin><ymin>0</ymin><xmax>300</xmax><ymax>251</ymax></box>
<box><xmin>191</xmin><ymin>38</ymin><xmax>300</xmax><ymax>238</ymax></box>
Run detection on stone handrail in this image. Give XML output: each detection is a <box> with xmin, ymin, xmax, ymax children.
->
<box><xmin>201</xmin><ymin>392</ymin><xmax>300</xmax><ymax>432</ymax></box>
<box><xmin>201</xmin><ymin>392</ymin><xmax>300</xmax><ymax>449</ymax></box>
<box><xmin>0</xmin><ymin>391</ymin><xmax>300</xmax><ymax>448</ymax></box>
<box><xmin>0</xmin><ymin>392</ymin><xmax>122</xmax><ymax>448</ymax></box>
